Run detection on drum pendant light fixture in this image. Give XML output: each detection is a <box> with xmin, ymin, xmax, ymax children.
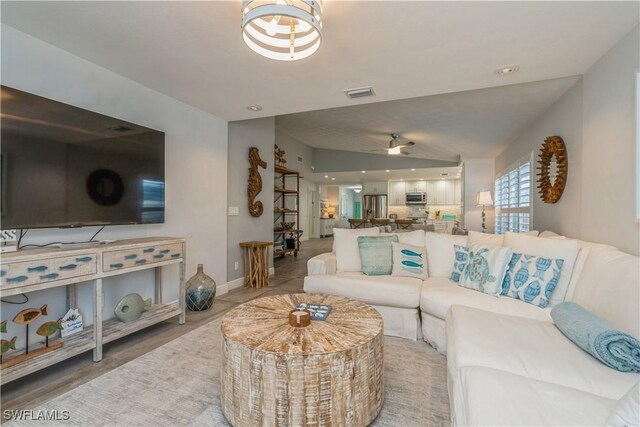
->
<box><xmin>241</xmin><ymin>0</ymin><xmax>322</xmax><ymax>61</ymax></box>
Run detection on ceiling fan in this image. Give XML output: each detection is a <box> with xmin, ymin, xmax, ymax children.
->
<box><xmin>369</xmin><ymin>133</ymin><xmax>415</xmax><ymax>156</ymax></box>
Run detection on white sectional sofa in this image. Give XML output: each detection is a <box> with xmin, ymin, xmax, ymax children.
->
<box><xmin>304</xmin><ymin>228</ymin><xmax>640</xmax><ymax>425</ymax></box>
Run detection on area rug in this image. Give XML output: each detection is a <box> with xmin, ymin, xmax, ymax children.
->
<box><xmin>6</xmin><ymin>318</ymin><xmax>449</xmax><ymax>427</ymax></box>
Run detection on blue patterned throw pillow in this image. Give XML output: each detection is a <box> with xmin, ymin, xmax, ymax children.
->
<box><xmin>458</xmin><ymin>245</ymin><xmax>513</xmax><ymax>295</ymax></box>
<box><xmin>357</xmin><ymin>235</ymin><xmax>399</xmax><ymax>275</ymax></box>
<box><xmin>501</xmin><ymin>253</ymin><xmax>564</xmax><ymax>308</ymax></box>
<box><xmin>450</xmin><ymin>244</ymin><xmax>469</xmax><ymax>283</ymax></box>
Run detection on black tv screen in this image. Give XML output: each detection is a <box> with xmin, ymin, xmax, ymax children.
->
<box><xmin>0</xmin><ymin>86</ymin><xmax>165</xmax><ymax>229</ymax></box>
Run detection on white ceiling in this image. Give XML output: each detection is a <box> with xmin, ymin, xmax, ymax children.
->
<box><xmin>311</xmin><ymin>166</ymin><xmax>462</xmax><ymax>186</ymax></box>
<box><xmin>1</xmin><ymin>1</ymin><xmax>637</xmax><ymax>122</ymax></box>
<box><xmin>276</xmin><ymin>77</ymin><xmax>579</xmax><ymax>161</ymax></box>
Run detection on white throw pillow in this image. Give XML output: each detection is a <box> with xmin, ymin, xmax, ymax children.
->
<box><xmin>425</xmin><ymin>232</ymin><xmax>468</xmax><ymax>278</ymax></box>
<box><xmin>503</xmin><ymin>232</ymin><xmax>580</xmax><ymax>306</ymax></box>
<box><xmin>392</xmin><ymin>242</ymin><xmax>428</xmax><ymax>280</ymax></box>
<box><xmin>383</xmin><ymin>230</ymin><xmax>425</xmax><ymax>247</ymax></box>
<box><xmin>468</xmin><ymin>230</ymin><xmax>504</xmax><ymax>248</ymax></box>
<box><xmin>333</xmin><ymin>228</ymin><xmax>380</xmax><ymax>272</ymax></box>
<box><xmin>458</xmin><ymin>245</ymin><xmax>513</xmax><ymax>295</ymax></box>
<box><xmin>606</xmin><ymin>382</ymin><xmax>639</xmax><ymax>427</ymax></box>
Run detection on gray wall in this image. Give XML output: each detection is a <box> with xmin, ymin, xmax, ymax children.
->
<box><xmin>313</xmin><ymin>149</ymin><xmax>457</xmax><ymax>173</ymax></box>
<box><xmin>227</xmin><ymin>118</ymin><xmax>275</xmax><ymax>282</ymax></box>
<box><xmin>495</xmin><ymin>80</ymin><xmax>583</xmax><ymax>237</ymax></box>
<box><xmin>1</xmin><ymin>24</ymin><xmax>228</xmax><ymax>347</ymax></box>
<box><xmin>581</xmin><ymin>26</ymin><xmax>639</xmax><ymax>255</ymax></box>
<box><xmin>495</xmin><ymin>26</ymin><xmax>639</xmax><ymax>255</ymax></box>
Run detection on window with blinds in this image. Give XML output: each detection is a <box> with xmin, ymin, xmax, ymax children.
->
<box><xmin>495</xmin><ymin>153</ymin><xmax>532</xmax><ymax>234</ymax></box>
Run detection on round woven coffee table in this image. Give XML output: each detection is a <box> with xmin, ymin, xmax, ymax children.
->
<box><xmin>220</xmin><ymin>293</ymin><xmax>384</xmax><ymax>427</ymax></box>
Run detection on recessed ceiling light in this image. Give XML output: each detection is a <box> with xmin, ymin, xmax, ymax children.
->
<box><xmin>361</xmin><ymin>170</ymin><xmax>366</xmax><ymax>174</ymax></box>
<box><xmin>331</xmin><ymin>177</ymin><xmax>335</xmax><ymax>181</ymax></box>
<box><xmin>246</xmin><ymin>105</ymin><xmax>262</xmax><ymax>111</ymax></box>
<box><xmin>411</xmin><ymin>169</ymin><xmax>416</xmax><ymax>172</ymax></box>
<box><xmin>385</xmin><ymin>170</ymin><xmax>390</xmax><ymax>173</ymax></box>
<box><xmin>495</xmin><ymin>65</ymin><xmax>520</xmax><ymax>76</ymax></box>
<box><xmin>324</xmin><ymin>175</ymin><xmax>329</xmax><ymax>178</ymax></box>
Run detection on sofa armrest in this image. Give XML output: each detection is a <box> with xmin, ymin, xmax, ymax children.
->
<box><xmin>307</xmin><ymin>252</ymin><xmax>337</xmax><ymax>275</ymax></box>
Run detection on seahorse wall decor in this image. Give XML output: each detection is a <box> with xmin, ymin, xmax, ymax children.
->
<box><xmin>248</xmin><ymin>147</ymin><xmax>267</xmax><ymax>217</ymax></box>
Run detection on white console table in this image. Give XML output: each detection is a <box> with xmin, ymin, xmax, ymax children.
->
<box><xmin>0</xmin><ymin>237</ymin><xmax>186</xmax><ymax>384</ymax></box>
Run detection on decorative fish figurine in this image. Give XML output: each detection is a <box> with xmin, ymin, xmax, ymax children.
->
<box><xmin>0</xmin><ymin>320</ymin><xmax>7</xmax><ymax>333</ymax></box>
<box><xmin>400</xmin><ymin>249</ymin><xmax>422</xmax><ymax>258</ymax></box>
<box><xmin>114</xmin><ymin>294</ymin><xmax>151</xmax><ymax>323</ymax></box>
<box><xmin>36</xmin><ymin>320</ymin><xmax>63</xmax><ymax>337</ymax></box>
<box><xmin>1</xmin><ymin>336</ymin><xmax>17</xmax><ymax>356</ymax></box>
<box><xmin>13</xmin><ymin>305</ymin><xmax>48</xmax><ymax>325</ymax></box>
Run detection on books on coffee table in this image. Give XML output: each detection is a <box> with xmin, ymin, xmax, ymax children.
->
<box><xmin>296</xmin><ymin>303</ymin><xmax>332</xmax><ymax>321</ymax></box>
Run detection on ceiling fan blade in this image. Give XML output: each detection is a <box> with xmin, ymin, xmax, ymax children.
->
<box><xmin>400</xmin><ymin>150</ymin><xmax>411</xmax><ymax>156</ymax></box>
<box><xmin>398</xmin><ymin>141</ymin><xmax>415</xmax><ymax>148</ymax></box>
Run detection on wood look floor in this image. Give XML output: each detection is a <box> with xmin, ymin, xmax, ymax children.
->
<box><xmin>0</xmin><ymin>237</ymin><xmax>333</xmax><ymax>416</ymax></box>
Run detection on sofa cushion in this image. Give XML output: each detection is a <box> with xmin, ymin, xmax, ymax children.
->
<box><xmin>504</xmin><ymin>232</ymin><xmax>580</xmax><ymax>306</ymax></box>
<box><xmin>421</xmin><ymin>277</ymin><xmax>552</xmax><ymax>322</ymax></box>
<box><xmin>383</xmin><ymin>229</ymin><xmax>425</xmax><ymax>247</ymax></box>
<box><xmin>446</xmin><ymin>305</ymin><xmax>639</xmax><ymax>400</ymax></box>
<box><xmin>303</xmin><ymin>274</ymin><xmax>421</xmax><ymax>309</ymax></box>
<box><xmin>468</xmin><ymin>230</ymin><xmax>504</xmax><ymax>248</ymax></box>
<box><xmin>605</xmin><ymin>382</ymin><xmax>640</xmax><ymax>427</ymax></box>
<box><xmin>333</xmin><ymin>227</ymin><xmax>380</xmax><ymax>273</ymax></box>
<box><xmin>456</xmin><ymin>366</ymin><xmax>615</xmax><ymax>427</ymax></box>
<box><xmin>568</xmin><ymin>245</ymin><xmax>640</xmax><ymax>340</ymax></box>
<box><xmin>425</xmin><ymin>232</ymin><xmax>468</xmax><ymax>278</ymax></box>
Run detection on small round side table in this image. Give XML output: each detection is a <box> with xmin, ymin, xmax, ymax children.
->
<box><xmin>239</xmin><ymin>241</ymin><xmax>272</xmax><ymax>288</ymax></box>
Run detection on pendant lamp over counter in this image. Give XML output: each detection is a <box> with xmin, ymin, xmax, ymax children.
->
<box><xmin>241</xmin><ymin>0</ymin><xmax>323</xmax><ymax>61</ymax></box>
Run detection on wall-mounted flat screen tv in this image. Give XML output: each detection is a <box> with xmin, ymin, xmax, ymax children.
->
<box><xmin>0</xmin><ymin>86</ymin><xmax>165</xmax><ymax>229</ymax></box>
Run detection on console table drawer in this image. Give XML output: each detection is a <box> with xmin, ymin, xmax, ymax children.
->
<box><xmin>0</xmin><ymin>254</ymin><xmax>98</xmax><ymax>288</ymax></box>
<box><xmin>103</xmin><ymin>243</ymin><xmax>183</xmax><ymax>272</ymax></box>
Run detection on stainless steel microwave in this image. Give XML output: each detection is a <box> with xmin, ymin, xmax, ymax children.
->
<box><xmin>406</xmin><ymin>192</ymin><xmax>427</xmax><ymax>204</ymax></box>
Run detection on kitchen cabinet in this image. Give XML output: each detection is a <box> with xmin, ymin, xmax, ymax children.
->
<box><xmin>454</xmin><ymin>179</ymin><xmax>463</xmax><ymax>205</ymax></box>
<box><xmin>388</xmin><ymin>181</ymin><xmax>406</xmax><ymax>205</ymax></box>
<box><xmin>405</xmin><ymin>180</ymin><xmax>426</xmax><ymax>193</ymax></box>
<box><xmin>426</xmin><ymin>181</ymin><xmax>437</xmax><ymax>205</ymax></box>
<box><xmin>425</xmin><ymin>179</ymin><xmax>462</xmax><ymax>205</ymax></box>
<box><xmin>363</xmin><ymin>181</ymin><xmax>388</xmax><ymax>194</ymax></box>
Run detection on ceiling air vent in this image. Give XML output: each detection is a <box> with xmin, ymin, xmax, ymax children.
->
<box><xmin>344</xmin><ymin>86</ymin><xmax>375</xmax><ymax>99</ymax></box>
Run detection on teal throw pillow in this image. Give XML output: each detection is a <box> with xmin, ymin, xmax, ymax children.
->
<box><xmin>357</xmin><ymin>235</ymin><xmax>399</xmax><ymax>275</ymax></box>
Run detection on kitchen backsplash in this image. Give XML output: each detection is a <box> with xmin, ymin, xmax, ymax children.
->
<box><xmin>389</xmin><ymin>204</ymin><xmax>462</xmax><ymax>220</ymax></box>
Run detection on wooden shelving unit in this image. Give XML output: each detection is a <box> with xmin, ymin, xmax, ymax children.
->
<box><xmin>274</xmin><ymin>164</ymin><xmax>301</xmax><ymax>258</ymax></box>
<box><xmin>0</xmin><ymin>237</ymin><xmax>186</xmax><ymax>385</ymax></box>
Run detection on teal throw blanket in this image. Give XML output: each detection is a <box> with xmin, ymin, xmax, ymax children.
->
<box><xmin>551</xmin><ymin>302</ymin><xmax>640</xmax><ymax>373</ymax></box>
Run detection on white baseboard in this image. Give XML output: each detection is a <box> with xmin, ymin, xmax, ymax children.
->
<box><xmin>218</xmin><ymin>267</ymin><xmax>276</xmax><ymax>295</ymax></box>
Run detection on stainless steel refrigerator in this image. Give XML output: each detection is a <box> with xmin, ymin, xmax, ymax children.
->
<box><xmin>363</xmin><ymin>194</ymin><xmax>388</xmax><ymax>219</ymax></box>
